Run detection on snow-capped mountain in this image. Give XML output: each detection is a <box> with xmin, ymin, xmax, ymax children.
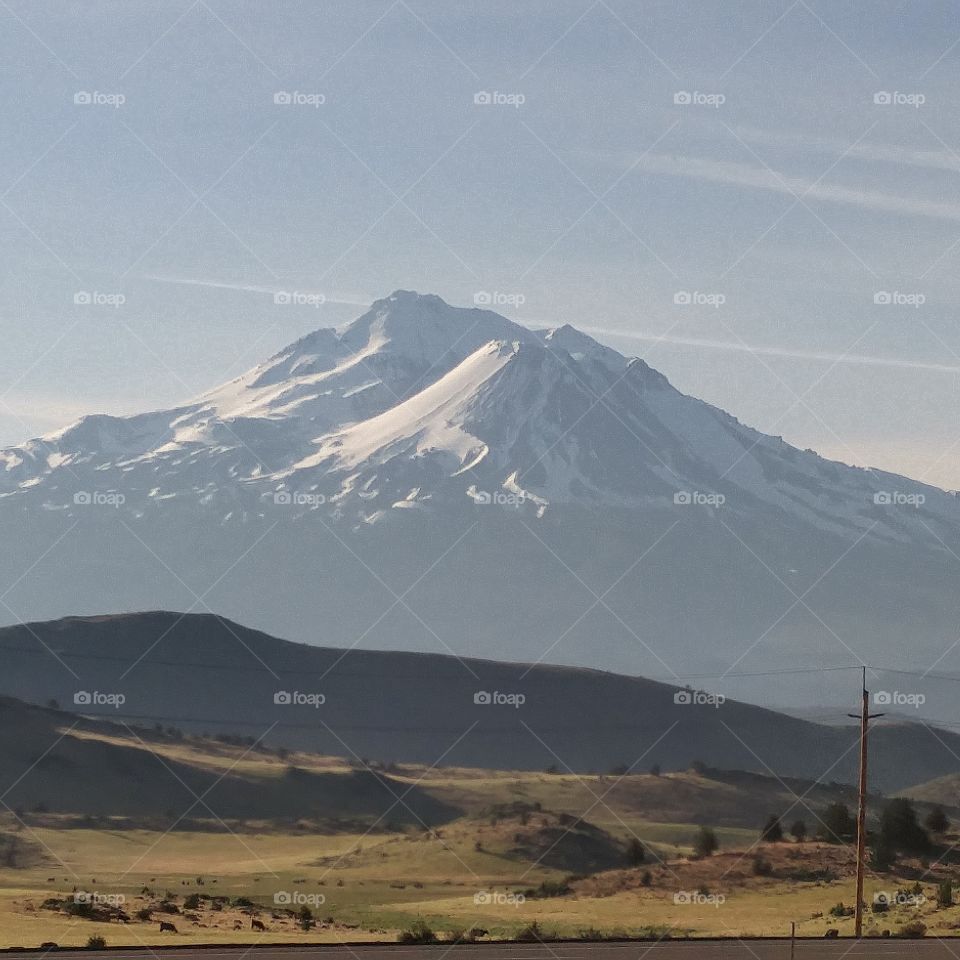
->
<box><xmin>1</xmin><ymin>289</ymin><xmax>955</xmax><ymax>540</ymax></box>
<box><xmin>3</xmin><ymin>290</ymin><xmax>960</xmax><ymax>709</ymax></box>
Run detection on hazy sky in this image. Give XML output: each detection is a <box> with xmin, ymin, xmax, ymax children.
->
<box><xmin>3</xmin><ymin>0</ymin><xmax>960</xmax><ymax>486</ymax></box>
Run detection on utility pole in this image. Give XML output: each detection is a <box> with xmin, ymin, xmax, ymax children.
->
<box><xmin>848</xmin><ymin>666</ymin><xmax>884</xmax><ymax>938</ymax></box>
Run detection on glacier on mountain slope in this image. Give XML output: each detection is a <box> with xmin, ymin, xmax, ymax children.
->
<box><xmin>0</xmin><ymin>289</ymin><xmax>955</xmax><ymax>543</ymax></box>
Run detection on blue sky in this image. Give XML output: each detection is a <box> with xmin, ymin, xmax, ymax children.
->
<box><xmin>3</xmin><ymin>0</ymin><xmax>960</xmax><ymax>485</ymax></box>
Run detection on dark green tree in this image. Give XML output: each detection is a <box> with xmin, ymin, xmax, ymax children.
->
<box><xmin>693</xmin><ymin>826</ymin><xmax>718</xmax><ymax>858</ymax></box>
<box><xmin>761</xmin><ymin>814</ymin><xmax>783</xmax><ymax>842</ymax></box>
<box><xmin>626</xmin><ymin>838</ymin><xmax>646</xmax><ymax>866</ymax></box>
<box><xmin>819</xmin><ymin>802</ymin><xmax>855</xmax><ymax>843</ymax></box>
<box><xmin>925</xmin><ymin>806</ymin><xmax>949</xmax><ymax>835</ymax></box>
<box><xmin>879</xmin><ymin>798</ymin><xmax>930</xmax><ymax>854</ymax></box>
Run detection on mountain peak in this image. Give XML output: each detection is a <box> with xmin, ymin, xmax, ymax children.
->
<box><xmin>382</xmin><ymin>289</ymin><xmax>446</xmax><ymax>305</ymax></box>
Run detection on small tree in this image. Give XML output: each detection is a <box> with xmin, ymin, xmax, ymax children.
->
<box><xmin>789</xmin><ymin>819</ymin><xmax>807</xmax><ymax>843</ymax></box>
<box><xmin>693</xmin><ymin>826</ymin><xmax>718</xmax><ymax>858</ymax></box>
<box><xmin>869</xmin><ymin>835</ymin><xmax>896</xmax><ymax>871</ymax></box>
<box><xmin>649</xmin><ymin>763</ymin><xmax>661</xmax><ymax>777</ymax></box>
<box><xmin>879</xmin><ymin>798</ymin><xmax>930</xmax><ymax>854</ymax></box>
<box><xmin>938</xmin><ymin>879</ymin><xmax>953</xmax><ymax>908</ymax></box>
<box><xmin>819</xmin><ymin>802</ymin><xmax>855</xmax><ymax>843</ymax></box>
<box><xmin>626</xmin><ymin>838</ymin><xmax>646</xmax><ymax>866</ymax></box>
<box><xmin>297</xmin><ymin>905</ymin><xmax>313</xmax><ymax>931</ymax></box>
<box><xmin>925</xmin><ymin>807</ymin><xmax>949</xmax><ymax>835</ymax></box>
<box><xmin>761</xmin><ymin>814</ymin><xmax>783</xmax><ymax>842</ymax></box>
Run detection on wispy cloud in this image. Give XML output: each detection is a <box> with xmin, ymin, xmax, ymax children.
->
<box><xmin>142</xmin><ymin>275</ymin><xmax>371</xmax><ymax>306</ymax></box>
<box><xmin>581</xmin><ymin>326</ymin><xmax>960</xmax><ymax>374</ymax></box>
<box><xmin>729</xmin><ymin>125</ymin><xmax>960</xmax><ymax>175</ymax></box>
<box><xmin>630</xmin><ymin>152</ymin><xmax>960</xmax><ymax>223</ymax></box>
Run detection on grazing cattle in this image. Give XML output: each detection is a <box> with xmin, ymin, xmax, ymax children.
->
<box><xmin>824</xmin><ymin>928</ymin><xmax>838</xmax><ymax>938</ymax></box>
<box><xmin>251</xmin><ymin>919</ymin><xmax>266</xmax><ymax>931</ymax></box>
<box><xmin>159</xmin><ymin>922</ymin><xmax>177</xmax><ymax>933</ymax></box>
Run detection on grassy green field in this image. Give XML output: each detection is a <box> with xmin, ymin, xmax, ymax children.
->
<box><xmin>1</xmin><ymin>714</ymin><xmax>958</xmax><ymax>947</ymax></box>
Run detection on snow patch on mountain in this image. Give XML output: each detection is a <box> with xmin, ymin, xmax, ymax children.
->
<box><xmin>0</xmin><ymin>289</ymin><xmax>957</xmax><ymax>547</ymax></box>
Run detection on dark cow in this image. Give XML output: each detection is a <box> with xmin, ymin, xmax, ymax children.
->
<box><xmin>159</xmin><ymin>921</ymin><xmax>178</xmax><ymax>933</ymax></box>
<box><xmin>251</xmin><ymin>919</ymin><xmax>266</xmax><ymax>931</ymax></box>
<box><xmin>823</xmin><ymin>928</ymin><xmax>839</xmax><ymax>938</ymax></box>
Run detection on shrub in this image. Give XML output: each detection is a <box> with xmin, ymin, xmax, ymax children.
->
<box><xmin>870</xmin><ymin>837</ymin><xmax>896</xmax><ymax>871</ymax></box>
<box><xmin>752</xmin><ymin>855</ymin><xmax>773</xmax><ymax>876</ymax></box>
<box><xmin>693</xmin><ymin>826</ymin><xmax>718</xmax><ymax>858</ymax></box>
<box><xmin>528</xmin><ymin>880</ymin><xmax>571</xmax><ymax>898</ymax></box>
<box><xmin>926</xmin><ymin>807</ymin><xmax>949</xmax><ymax>835</ymax></box>
<box><xmin>86</xmin><ymin>937</ymin><xmax>106</xmax><ymax>950</ymax></box>
<box><xmin>879</xmin><ymin>799</ymin><xmax>930</xmax><ymax>854</ymax></box>
<box><xmin>790</xmin><ymin>820</ymin><xmax>807</xmax><ymax>842</ymax></box>
<box><xmin>897</xmin><ymin>921</ymin><xmax>926</xmax><ymax>939</ymax></box>
<box><xmin>515</xmin><ymin>920</ymin><xmax>549</xmax><ymax>942</ymax></box>
<box><xmin>829</xmin><ymin>902</ymin><xmax>854</xmax><ymax>918</ymax></box>
<box><xmin>819</xmin><ymin>802</ymin><xmax>855</xmax><ymax>843</ymax></box>
<box><xmin>626</xmin><ymin>838</ymin><xmax>646</xmax><ymax>866</ymax></box>
<box><xmin>761</xmin><ymin>815</ymin><xmax>783</xmax><ymax>842</ymax></box>
<box><xmin>938</xmin><ymin>880</ymin><xmax>953</xmax><ymax>908</ymax></box>
<box><xmin>398</xmin><ymin>919</ymin><xmax>437</xmax><ymax>944</ymax></box>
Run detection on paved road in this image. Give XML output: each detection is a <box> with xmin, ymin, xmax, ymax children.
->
<box><xmin>2</xmin><ymin>942</ymin><xmax>956</xmax><ymax>960</ymax></box>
